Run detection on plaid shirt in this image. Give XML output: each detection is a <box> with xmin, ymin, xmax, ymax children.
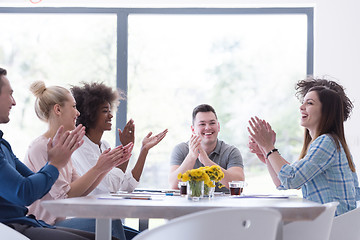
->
<box><xmin>278</xmin><ymin>134</ymin><xmax>360</xmax><ymax>216</ymax></box>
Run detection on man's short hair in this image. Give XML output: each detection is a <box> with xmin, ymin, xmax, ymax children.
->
<box><xmin>0</xmin><ymin>67</ymin><xmax>7</xmax><ymax>94</ymax></box>
<box><xmin>192</xmin><ymin>104</ymin><xmax>218</xmax><ymax>124</ymax></box>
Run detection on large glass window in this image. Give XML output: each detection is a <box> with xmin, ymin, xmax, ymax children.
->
<box><xmin>0</xmin><ymin>13</ymin><xmax>117</xmax><ymax>159</ymax></box>
<box><xmin>0</xmin><ymin>8</ymin><xmax>312</xmax><ymax>196</ymax></box>
<box><xmin>128</xmin><ymin>14</ymin><xmax>308</xmax><ymax>194</ymax></box>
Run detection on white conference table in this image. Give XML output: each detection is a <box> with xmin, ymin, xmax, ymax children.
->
<box><xmin>42</xmin><ymin>194</ymin><xmax>325</xmax><ymax>240</ymax></box>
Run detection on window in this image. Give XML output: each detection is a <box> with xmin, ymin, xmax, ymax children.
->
<box><xmin>128</xmin><ymin>13</ymin><xmax>309</xmax><ymax>194</ymax></box>
<box><xmin>0</xmin><ymin>7</ymin><xmax>313</xmax><ymax>195</ymax></box>
<box><xmin>0</xmin><ymin>13</ymin><xmax>117</xmax><ymax>158</ymax></box>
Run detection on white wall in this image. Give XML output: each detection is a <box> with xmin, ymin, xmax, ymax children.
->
<box><xmin>314</xmin><ymin>0</ymin><xmax>360</xmax><ymax>172</ymax></box>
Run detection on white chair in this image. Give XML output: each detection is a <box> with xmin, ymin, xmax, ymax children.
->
<box><xmin>283</xmin><ymin>202</ymin><xmax>338</xmax><ymax>240</ymax></box>
<box><xmin>133</xmin><ymin>207</ymin><xmax>282</xmax><ymax>240</ymax></box>
<box><xmin>329</xmin><ymin>204</ymin><xmax>360</xmax><ymax>240</ymax></box>
<box><xmin>0</xmin><ymin>223</ymin><xmax>30</xmax><ymax>240</ymax></box>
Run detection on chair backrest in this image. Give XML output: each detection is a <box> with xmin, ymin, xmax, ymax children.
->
<box><xmin>0</xmin><ymin>223</ymin><xmax>30</xmax><ymax>240</ymax></box>
<box><xmin>133</xmin><ymin>207</ymin><xmax>282</xmax><ymax>240</ymax></box>
<box><xmin>283</xmin><ymin>202</ymin><xmax>338</xmax><ymax>240</ymax></box>
<box><xmin>329</xmin><ymin>205</ymin><xmax>360</xmax><ymax>240</ymax></box>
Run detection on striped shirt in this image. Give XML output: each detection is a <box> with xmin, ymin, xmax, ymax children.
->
<box><xmin>278</xmin><ymin>134</ymin><xmax>360</xmax><ymax>215</ymax></box>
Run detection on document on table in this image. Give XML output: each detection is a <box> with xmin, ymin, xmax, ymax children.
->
<box><xmin>97</xmin><ymin>193</ymin><xmax>165</xmax><ymax>200</ymax></box>
<box><xmin>234</xmin><ymin>194</ymin><xmax>295</xmax><ymax>199</ymax></box>
<box><xmin>133</xmin><ymin>188</ymin><xmax>180</xmax><ymax>196</ymax></box>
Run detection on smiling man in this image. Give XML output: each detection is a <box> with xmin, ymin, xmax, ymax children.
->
<box><xmin>169</xmin><ymin>104</ymin><xmax>244</xmax><ymax>191</ymax></box>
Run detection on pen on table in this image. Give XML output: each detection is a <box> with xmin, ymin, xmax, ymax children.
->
<box><xmin>165</xmin><ymin>192</ymin><xmax>180</xmax><ymax>196</ymax></box>
<box><xmin>134</xmin><ymin>189</ymin><xmax>162</xmax><ymax>193</ymax></box>
<box><xmin>124</xmin><ymin>197</ymin><xmax>152</xmax><ymax>200</ymax></box>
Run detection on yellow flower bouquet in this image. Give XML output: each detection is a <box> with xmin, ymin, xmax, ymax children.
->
<box><xmin>200</xmin><ymin>165</ymin><xmax>224</xmax><ymax>197</ymax></box>
<box><xmin>178</xmin><ymin>168</ymin><xmax>211</xmax><ymax>200</ymax></box>
<box><xmin>178</xmin><ymin>166</ymin><xmax>224</xmax><ymax>199</ymax></box>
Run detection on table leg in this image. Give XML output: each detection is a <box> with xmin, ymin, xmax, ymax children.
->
<box><xmin>275</xmin><ymin>221</ymin><xmax>283</xmax><ymax>240</ymax></box>
<box><xmin>139</xmin><ymin>219</ymin><xmax>149</xmax><ymax>231</ymax></box>
<box><xmin>96</xmin><ymin>218</ymin><xmax>112</xmax><ymax>240</ymax></box>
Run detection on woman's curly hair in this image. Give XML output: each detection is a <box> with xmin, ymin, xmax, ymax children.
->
<box><xmin>295</xmin><ymin>77</ymin><xmax>353</xmax><ymax>121</ymax></box>
<box><xmin>71</xmin><ymin>82</ymin><xmax>124</xmax><ymax>131</ymax></box>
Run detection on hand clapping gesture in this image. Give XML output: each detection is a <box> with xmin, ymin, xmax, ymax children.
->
<box><xmin>48</xmin><ymin>124</ymin><xmax>85</xmax><ymax>169</ymax></box>
<box><xmin>141</xmin><ymin>129</ymin><xmax>168</xmax><ymax>151</ymax></box>
<box><xmin>247</xmin><ymin>116</ymin><xmax>276</xmax><ymax>162</ymax></box>
<box><xmin>248</xmin><ymin>136</ymin><xmax>267</xmax><ymax>164</ymax></box>
<box><xmin>118</xmin><ymin>119</ymin><xmax>135</xmax><ymax>146</ymax></box>
<box><xmin>188</xmin><ymin>134</ymin><xmax>202</xmax><ymax>159</ymax></box>
<box><xmin>97</xmin><ymin>142</ymin><xmax>134</xmax><ymax>172</ymax></box>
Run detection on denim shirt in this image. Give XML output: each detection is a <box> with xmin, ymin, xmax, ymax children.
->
<box><xmin>0</xmin><ymin>130</ymin><xmax>59</xmax><ymax>227</ymax></box>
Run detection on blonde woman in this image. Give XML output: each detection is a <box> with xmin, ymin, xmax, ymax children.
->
<box><xmin>0</xmin><ymin>67</ymin><xmax>98</xmax><ymax>240</ymax></box>
<box><xmin>24</xmin><ymin>81</ymin><xmax>133</xmax><ymax>240</ymax></box>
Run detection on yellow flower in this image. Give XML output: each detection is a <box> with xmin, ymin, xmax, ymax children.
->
<box><xmin>203</xmin><ymin>173</ymin><xmax>210</xmax><ymax>184</ymax></box>
<box><xmin>178</xmin><ymin>166</ymin><xmax>223</xmax><ymax>184</ymax></box>
<box><xmin>191</xmin><ymin>169</ymin><xmax>201</xmax><ymax>178</ymax></box>
<box><xmin>202</xmin><ymin>165</ymin><xmax>224</xmax><ymax>182</ymax></box>
<box><xmin>182</xmin><ymin>173</ymin><xmax>190</xmax><ymax>182</ymax></box>
<box><xmin>210</xmin><ymin>165</ymin><xmax>218</xmax><ymax>171</ymax></box>
<box><xmin>205</xmin><ymin>178</ymin><xmax>215</xmax><ymax>188</ymax></box>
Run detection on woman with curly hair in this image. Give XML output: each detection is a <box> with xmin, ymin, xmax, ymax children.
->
<box><xmin>248</xmin><ymin>79</ymin><xmax>360</xmax><ymax>216</ymax></box>
<box><xmin>295</xmin><ymin>77</ymin><xmax>353</xmax><ymax>121</ymax></box>
<box><xmin>70</xmin><ymin>82</ymin><xmax>167</xmax><ymax>239</ymax></box>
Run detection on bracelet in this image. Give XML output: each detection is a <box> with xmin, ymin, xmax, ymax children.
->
<box><xmin>266</xmin><ymin>148</ymin><xmax>279</xmax><ymax>158</ymax></box>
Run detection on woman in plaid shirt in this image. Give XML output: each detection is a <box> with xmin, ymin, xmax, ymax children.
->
<box><xmin>248</xmin><ymin>79</ymin><xmax>360</xmax><ymax>216</ymax></box>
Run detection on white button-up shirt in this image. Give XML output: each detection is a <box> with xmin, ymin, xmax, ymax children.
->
<box><xmin>72</xmin><ymin>135</ymin><xmax>139</xmax><ymax>195</ymax></box>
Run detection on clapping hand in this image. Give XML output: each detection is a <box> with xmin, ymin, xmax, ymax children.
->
<box><xmin>248</xmin><ymin>116</ymin><xmax>275</xmax><ymax>151</ymax></box>
<box><xmin>248</xmin><ymin>136</ymin><xmax>267</xmax><ymax>164</ymax></box>
<box><xmin>118</xmin><ymin>119</ymin><xmax>135</xmax><ymax>146</ymax></box>
<box><xmin>188</xmin><ymin>134</ymin><xmax>201</xmax><ymax>159</ymax></box>
<box><xmin>141</xmin><ymin>129</ymin><xmax>168</xmax><ymax>151</ymax></box>
<box><xmin>96</xmin><ymin>142</ymin><xmax>134</xmax><ymax>172</ymax></box>
<box><xmin>197</xmin><ymin>146</ymin><xmax>208</xmax><ymax>165</ymax></box>
<box><xmin>48</xmin><ymin>124</ymin><xmax>85</xmax><ymax>169</ymax></box>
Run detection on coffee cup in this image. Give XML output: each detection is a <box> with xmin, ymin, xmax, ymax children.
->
<box><xmin>229</xmin><ymin>181</ymin><xmax>245</xmax><ymax>196</ymax></box>
<box><xmin>178</xmin><ymin>181</ymin><xmax>188</xmax><ymax>196</ymax></box>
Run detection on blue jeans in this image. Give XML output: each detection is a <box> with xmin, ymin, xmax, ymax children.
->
<box><xmin>55</xmin><ymin>218</ymin><xmax>139</xmax><ymax>240</ymax></box>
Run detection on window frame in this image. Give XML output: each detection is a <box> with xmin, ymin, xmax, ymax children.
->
<box><xmin>0</xmin><ymin>7</ymin><xmax>314</xmax><ymax>145</ymax></box>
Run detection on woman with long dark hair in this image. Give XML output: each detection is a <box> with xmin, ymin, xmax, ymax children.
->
<box><xmin>248</xmin><ymin>81</ymin><xmax>360</xmax><ymax>216</ymax></box>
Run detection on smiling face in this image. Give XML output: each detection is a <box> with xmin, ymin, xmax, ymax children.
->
<box><xmin>95</xmin><ymin>102</ymin><xmax>113</xmax><ymax>132</ymax></box>
<box><xmin>191</xmin><ymin>111</ymin><xmax>220</xmax><ymax>146</ymax></box>
<box><xmin>300</xmin><ymin>90</ymin><xmax>322</xmax><ymax>136</ymax></box>
<box><xmin>0</xmin><ymin>76</ymin><xmax>16</xmax><ymax>124</ymax></box>
<box><xmin>58</xmin><ymin>93</ymin><xmax>80</xmax><ymax>131</ymax></box>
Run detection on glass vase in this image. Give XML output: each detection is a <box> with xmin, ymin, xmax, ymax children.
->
<box><xmin>187</xmin><ymin>180</ymin><xmax>204</xmax><ymax>201</ymax></box>
<box><xmin>204</xmin><ymin>180</ymin><xmax>215</xmax><ymax>198</ymax></box>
